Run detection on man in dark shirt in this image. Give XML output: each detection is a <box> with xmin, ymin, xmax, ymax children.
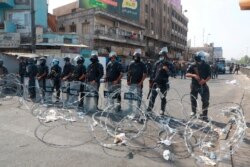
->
<box><xmin>106</xmin><ymin>51</ymin><xmax>123</xmax><ymax>110</ymax></box>
<box><xmin>147</xmin><ymin>47</ymin><xmax>172</xmax><ymax>115</ymax></box>
<box><xmin>36</xmin><ymin>57</ymin><xmax>48</xmax><ymax>99</ymax></box>
<box><xmin>0</xmin><ymin>59</ymin><xmax>8</xmax><ymax>76</ymax></box>
<box><xmin>26</xmin><ymin>58</ymin><xmax>38</xmax><ymax>99</ymax></box>
<box><xmin>86</xmin><ymin>51</ymin><xmax>104</xmax><ymax>109</ymax></box>
<box><xmin>18</xmin><ymin>57</ymin><xmax>27</xmax><ymax>86</ymax></box>
<box><xmin>71</xmin><ymin>56</ymin><xmax>86</xmax><ymax>108</ymax></box>
<box><xmin>127</xmin><ymin>50</ymin><xmax>146</xmax><ymax>108</ymax></box>
<box><xmin>61</xmin><ymin>57</ymin><xmax>74</xmax><ymax>81</ymax></box>
<box><xmin>48</xmin><ymin>59</ymin><xmax>62</xmax><ymax>101</ymax></box>
<box><xmin>186</xmin><ymin>52</ymin><xmax>211</xmax><ymax>122</ymax></box>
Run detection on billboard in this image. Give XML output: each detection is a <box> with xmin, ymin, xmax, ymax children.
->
<box><xmin>170</xmin><ymin>0</ymin><xmax>182</xmax><ymax>11</ymax></box>
<box><xmin>79</xmin><ymin>0</ymin><xmax>140</xmax><ymax>21</ymax></box>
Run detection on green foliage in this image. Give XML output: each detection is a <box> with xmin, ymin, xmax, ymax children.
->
<box><xmin>237</xmin><ymin>55</ymin><xmax>249</xmax><ymax>64</ymax></box>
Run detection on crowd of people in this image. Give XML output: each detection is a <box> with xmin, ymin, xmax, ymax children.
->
<box><xmin>0</xmin><ymin>47</ymin><xmax>241</xmax><ymax>122</ymax></box>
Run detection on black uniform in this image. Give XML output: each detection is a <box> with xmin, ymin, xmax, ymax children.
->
<box><xmin>106</xmin><ymin>61</ymin><xmax>123</xmax><ymax>103</ymax></box>
<box><xmin>48</xmin><ymin>65</ymin><xmax>62</xmax><ymax>100</ymax></box>
<box><xmin>187</xmin><ymin>62</ymin><xmax>211</xmax><ymax>117</ymax></box>
<box><xmin>127</xmin><ymin>61</ymin><xmax>146</xmax><ymax>107</ymax></box>
<box><xmin>148</xmin><ymin>60</ymin><xmax>171</xmax><ymax>112</ymax></box>
<box><xmin>72</xmin><ymin>64</ymin><xmax>86</xmax><ymax>107</ymax></box>
<box><xmin>0</xmin><ymin>66</ymin><xmax>8</xmax><ymax>76</ymax></box>
<box><xmin>86</xmin><ymin>62</ymin><xmax>104</xmax><ymax>106</ymax></box>
<box><xmin>27</xmin><ymin>63</ymin><xmax>38</xmax><ymax>99</ymax></box>
<box><xmin>61</xmin><ymin>63</ymin><xmax>75</xmax><ymax>81</ymax></box>
<box><xmin>37</xmin><ymin>64</ymin><xmax>49</xmax><ymax>98</ymax></box>
<box><xmin>19</xmin><ymin>61</ymin><xmax>27</xmax><ymax>84</ymax></box>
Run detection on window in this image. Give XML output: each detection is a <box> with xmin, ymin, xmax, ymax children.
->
<box><xmin>59</xmin><ymin>24</ymin><xmax>65</xmax><ymax>32</ymax></box>
<box><xmin>145</xmin><ymin>4</ymin><xmax>148</xmax><ymax>13</ymax></box>
<box><xmin>70</xmin><ymin>22</ymin><xmax>76</xmax><ymax>32</ymax></box>
<box><xmin>82</xmin><ymin>22</ymin><xmax>90</xmax><ymax>35</ymax></box>
<box><xmin>164</xmin><ymin>4</ymin><xmax>166</xmax><ymax>11</ymax></box>
<box><xmin>64</xmin><ymin>38</ymin><xmax>72</xmax><ymax>44</ymax></box>
<box><xmin>43</xmin><ymin>38</ymin><xmax>48</xmax><ymax>43</ymax></box>
<box><xmin>145</xmin><ymin>19</ymin><xmax>148</xmax><ymax>28</ymax></box>
<box><xmin>151</xmin><ymin>8</ymin><xmax>154</xmax><ymax>17</ymax></box>
<box><xmin>164</xmin><ymin>16</ymin><xmax>166</xmax><ymax>23</ymax></box>
<box><xmin>151</xmin><ymin>22</ymin><xmax>154</xmax><ymax>30</ymax></box>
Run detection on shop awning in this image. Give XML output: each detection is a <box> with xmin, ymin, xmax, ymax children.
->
<box><xmin>240</xmin><ymin>0</ymin><xmax>250</xmax><ymax>10</ymax></box>
<box><xmin>3</xmin><ymin>52</ymin><xmax>42</xmax><ymax>58</ymax></box>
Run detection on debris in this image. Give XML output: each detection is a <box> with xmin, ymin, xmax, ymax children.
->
<box><xmin>159</xmin><ymin>139</ymin><xmax>172</xmax><ymax>146</ymax></box>
<box><xmin>163</xmin><ymin>150</ymin><xmax>171</xmax><ymax>161</ymax></box>
<box><xmin>226</xmin><ymin>80</ymin><xmax>238</xmax><ymax>85</ymax></box>
<box><xmin>114</xmin><ymin>133</ymin><xmax>127</xmax><ymax>145</ymax></box>
<box><xmin>198</xmin><ymin>156</ymin><xmax>216</xmax><ymax>166</ymax></box>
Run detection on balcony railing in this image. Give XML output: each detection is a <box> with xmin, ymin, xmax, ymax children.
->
<box><xmin>94</xmin><ymin>29</ymin><xmax>145</xmax><ymax>46</ymax></box>
<box><xmin>0</xmin><ymin>0</ymin><xmax>14</xmax><ymax>8</ymax></box>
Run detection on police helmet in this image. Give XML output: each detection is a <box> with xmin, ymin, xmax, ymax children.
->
<box><xmin>90</xmin><ymin>50</ymin><xmax>99</xmax><ymax>62</ymax></box>
<box><xmin>194</xmin><ymin>51</ymin><xmax>206</xmax><ymax>62</ymax></box>
<box><xmin>91</xmin><ymin>50</ymin><xmax>99</xmax><ymax>57</ymax></box>
<box><xmin>109</xmin><ymin>51</ymin><xmax>117</xmax><ymax>58</ymax></box>
<box><xmin>64</xmin><ymin>57</ymin><xmax>70</xmax><ymax>62</ymax></box>
<box><xmin>74</xmin><ymin>56</ymin><xmax>84</xmax><ymax>64</ymax></box>
<box><xmin>133</xmin><ymin>49</ymin><xmax>142</xmax><ymax>57</ymax></box>
<box><xmin>39</xmin><ymin>57</ymin><xmax>46</xmax><ymax>63</ymax></box>
<box><xmin>159</xmin><ymin>47</ymin><xmax>168</xmax><ymax>56</ymax></box>
<box><xmin>52</xmin><ymin>58</ymin><xmax>59</xmax><ymax>66</ymax></box>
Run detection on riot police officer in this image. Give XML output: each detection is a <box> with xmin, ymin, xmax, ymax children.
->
<box><xmin>105</xmin><ymin>51</ymin><xmax>123</xmax><ymax>110</ymax></box>
<box><xmin>86</xmin><ymin>50</ymin><xmax>104</xmax><ymax>109</ymax></box>
<box><xmin>36</xmin><ymin>57</ymin><xmax>49</xmax><ymax>100</ymax></box>
<box><xmin>26</xmin><ymin>58</ymin><xmax>37</xmax><ymax>99</ymax></box>
<box><xmin>127</xmin><ymin>49</ymin><xmax>147</xmax><ymax>108</ymax></box>
<box><xmin>48</xmin><ymin>59</ymin><xmax>62</xmax><ymax>101</ymax></box>
<box><xmin>71</xmin><ymin>56</ymin><xmax>86</xmax><ymax>108</ymax></box>
<box><xmin>61</xmin><ymin>57</ymin><xmax>74</xmax><ymax>81</ymax></box>
<box><xmin>147</xmin><ymin>47</ymin><xmax>172</xmax><ymax>115</ymax></box>
<box><xmin>186</xmin><ymin>51</ymin><xmax>211</xmax><ymax>122</ymax></box>
<box><xmin>18</xmin><ymin>57</ymin><xmax>27</xmax><ymax>85</ymax></box>
<box><xmin>0</xmin><ymin>59</ymin><xmax>8</xmax><ymax>76</ymax></box>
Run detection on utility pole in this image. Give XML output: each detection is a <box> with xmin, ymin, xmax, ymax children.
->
<box><xmin>31</xmin><ymin>0</ymin><xmax>36</xmax><ymax>53</ymax></box>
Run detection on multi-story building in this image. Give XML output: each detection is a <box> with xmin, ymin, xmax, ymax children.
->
<box><xmin>140</xmin><ymin>0</ymin><xmax>188</xmax><ymax>59</ymax></box>
<box><xmin>0</xmin><ymin>0</ymin><xmax>48</xmax><ymax>50</ymax></box>
<box><xmin>54</xmin><ymin>1</ymin><xmax>145</xmax><ymax>60</ymax></box>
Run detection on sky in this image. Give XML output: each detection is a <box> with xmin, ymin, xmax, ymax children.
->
<box><xmin>48</xmin><ymin>0</ymin><xmax>250</xmax><ymax>60</ymax></box>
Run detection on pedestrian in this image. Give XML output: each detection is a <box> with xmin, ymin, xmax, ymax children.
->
<box><xmin>105</xmin><ymin>51</ymin><xmax>123</xmax><ymax>111</ymax></box>
<box><xmin>86</xmin><ymin>51</ymin><xmax>104</xmax><ymax>110</ymax></box>
<box><xmin>26</xmin><ymin>58</ymin><xmax>37</xmax><ymax>99</ymax></box>
<box><xmin>71</xmin><ymin>56</ymin><xmax>86</xmax><ymax>108</ymax></box>
<box><xmin>36</xmin><ymin>57</ymin><xmax>49</xmax><ymax>100</ymax></box>
<box><xmin>48</xmin><ymin>59</ymin><xmax>62</xmax><ymax>102</ymax></box>
<box><xmin>234</xmin><ymin>64</ymin><xmax>240</xmax><ymax>75</ymax></box>
<box><xmin>147</xmin><ymin>47</ymin><xmax>172</xmax><ymax>115</ymax></box>
<box><xmin>180</xmin><ymin>62</ymin><xmax>187</xmax><ymax>79</ymax></box>
<box><xmin>186</xmin><ymin>51</ymin><xmax>211</xmax><ymax>122</ymax></box>
<box><xmin>0</xmin><ymin>59</ymin><xmax>8</xmax><ymax>76</ymax></box>
<box><xmin>127</xmin><ymin>49</ymin><xmax>147</xmax><ymax>108</ymax></box>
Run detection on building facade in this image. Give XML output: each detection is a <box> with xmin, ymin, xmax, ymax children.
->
<box><xmin>0</xmin><ymin>0</ymin><xmax>48</xmax><ymax>51</ymax></box>
<box><xmin>54</xmin><ymin>1</ymin><xmax>145</xmax><ymax>60</ymax></box>
<box><xmin>140</xmin><ymin>0</ymin><xmax>188</xmax><ymax>59</ymax></box>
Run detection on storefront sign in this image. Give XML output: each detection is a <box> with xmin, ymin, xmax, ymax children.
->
<box><xmin>0</xmin><ymin>33</ymin><xmax>20</xmax><ymax>48</ymax></box>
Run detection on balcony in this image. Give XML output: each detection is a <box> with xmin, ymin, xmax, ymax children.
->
<box><xmin>0</xmin><ymin>0</ymin><xmax>14</xmax><ymax>8</ymax></box>
<box><xmin>94</xmin><ymin>29</ymin><xmax>146</xmax><ymax>47</ymax></box>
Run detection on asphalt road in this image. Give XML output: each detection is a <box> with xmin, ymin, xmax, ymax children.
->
<box><xmin>0</xmin><ymin>73</ymin><xmax>249</xmax><ymax>167</ymax></box>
